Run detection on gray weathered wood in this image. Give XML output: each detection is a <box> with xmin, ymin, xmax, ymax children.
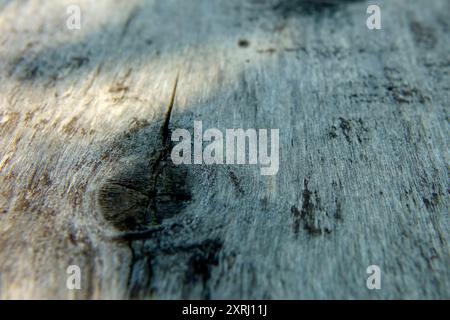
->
<box><xmin>0</xmin><ymin>0</ymin><xmax>448</xmax><ymax>299</ymax></box>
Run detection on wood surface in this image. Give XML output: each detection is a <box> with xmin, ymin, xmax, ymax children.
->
<box><xmin>0</xmin><ymin>0</ymin><xmax>449</xmax><ymax>299</ymax></box>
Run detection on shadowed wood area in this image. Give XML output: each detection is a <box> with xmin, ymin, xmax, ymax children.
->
<box><xmin>0</xmin><ymin>0</ymin><xmax>449</xmax><ymax>299</ymax></box>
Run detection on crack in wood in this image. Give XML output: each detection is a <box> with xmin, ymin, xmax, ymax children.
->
<box><xmin>98</xmin><ymin>74</ymin><xmax>190</xmax><ymax>234</ymax></box>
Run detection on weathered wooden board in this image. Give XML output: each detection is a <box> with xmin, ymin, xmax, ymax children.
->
<box><xmin>0</xmin><ymin>0</ymin><xmax>448</xmax><ymax>299</ymax></box>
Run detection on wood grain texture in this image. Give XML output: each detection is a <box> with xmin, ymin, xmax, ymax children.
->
<box><xmin>0</xmin><ymin>0</ymin><xmax>448</xmax><ymax>299</ymax></box>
